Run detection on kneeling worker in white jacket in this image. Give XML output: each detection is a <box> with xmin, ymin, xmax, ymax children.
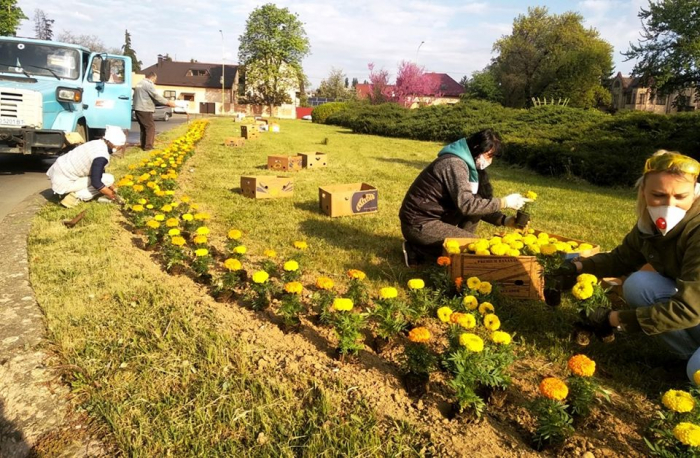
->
<box><xmin>47</xmin><ymin>125</ymin><xmax>126</xmax><ymax>208</ymax></box>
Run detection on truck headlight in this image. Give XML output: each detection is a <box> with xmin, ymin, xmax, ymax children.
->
<box><xmin>56</xmin><ymin>87</ymin><xmax>83</xmax><ymax>103</ymax></box>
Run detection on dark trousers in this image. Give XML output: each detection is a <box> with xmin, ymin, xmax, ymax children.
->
<box><xmin>134</xmin><ymin>111</ymin><xmax>155</xmax><ymax>150</ymax></box>
<box><xmin>401</xmin><ymin>219</ymin><xmax>480</xmax><ymax>258</ymax></box>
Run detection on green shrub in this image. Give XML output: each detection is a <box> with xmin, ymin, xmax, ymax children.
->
<box><xmin>311</xmin><ymin>102</ymin><xmax>348</xmax><ymax>124</ymax></box>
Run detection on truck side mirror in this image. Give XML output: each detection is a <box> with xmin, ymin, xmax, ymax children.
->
<box><xmin>100</xmin><ymin>59</ymin><xmax>111</xmax><ymax>84</ymax></box>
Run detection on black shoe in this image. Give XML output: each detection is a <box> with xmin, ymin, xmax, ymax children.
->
<box><xmin>402</xmin><ymin>241</ymin><xmax>421</xmax><ymax>268</ymax></box>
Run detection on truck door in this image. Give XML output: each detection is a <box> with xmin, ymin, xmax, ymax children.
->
<box><xmin>82</xmin><ymin>54</ymin><xmax>132</xmax><ymax>129</ymax></box>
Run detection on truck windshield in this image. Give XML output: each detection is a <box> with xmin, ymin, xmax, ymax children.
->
<box><xmin>0</xmin><ymin>41</ymin><xmax>80</xmax><ymax>80</ymax></box>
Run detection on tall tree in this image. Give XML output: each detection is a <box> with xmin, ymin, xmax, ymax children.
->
<box><xmin>316</xmin><ymin>67</ymin><xmax>350</xmax><ymax>100</ymax></box>
<box><xmin>33</xmin><ymin>9</ymin><xmax>54</xmax><ymax>40</ymax></box>
<box><xmin>623</xmin><ymin>0</ymin><xmax>700</xmax><ymax>97</ymax></box>
<box><xmin>462</xmin><ymin>67</ymin><xmax>503</xmax><ymax>103</ymax></box>
<box><xmin>56</xmin><ymin>31</ymin><xmax>120</xmax><ymax>53</ymax></box>
<box><xmin>366</xmin><ymin>63</ymin><xmax>393</xmax><ymax>104</ymax></box>
<box><xmin>492</xmin><ymin>7</ymin><xmax>613</xmax><ymax>108</ymax></box>
<box><xmin>121</xmin><ymin>30</ymin><xmax>142</xmax><ymax>72</ymax></box>
<box><xmin>0</xmin><ymin>0</ymin><xmax>27</xmax><ymax>37</ymax></box>
<box><xmin>351</xmin><ymin>77</ymin><xmax>358</xmax><ymax>88</ymax></box>
<box><xmin>394</xmin><ymin>60</ymin><xmax>441</xmax><ymax>107</ymax></box>
<box><xmin>238</xmin><ymin>3</ymin><xmax>310</xmax><ymax>115</ymax></box>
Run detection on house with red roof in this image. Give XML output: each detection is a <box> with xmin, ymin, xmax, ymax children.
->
<box><xmin>354</xmin><ymin>73</ymin><xmax>464</xmax><ymax>108</ymax></box>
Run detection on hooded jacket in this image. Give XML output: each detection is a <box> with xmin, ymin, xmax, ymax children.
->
<box><xmin>580</xmin><ymin>198</ymin><xmax>700</xmax><ymax>335</ymax></box>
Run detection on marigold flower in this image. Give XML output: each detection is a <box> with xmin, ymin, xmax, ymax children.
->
<box><xmin>227</xmin><ymin>229</ymin><xmax>242</xmax><ymax>240</ymax></box>
<box><xmin>579</xmin><ymin>243</ymin><xmax>594</xmax><ymax>251</ymax></box>
<box><xmin>165</xmin><ymin>218</ymin><xmax>179</xmax><ymax>227</ymax></box>
<box><xmin>568</xmin><ymin>354</ymin><xmax>596</xmax><ymax>377</ymax></box>
<box><xmin>284</xmin><ymin>260</ymin><xmax>299</xmax><ymax>272</ymax></box>
<box><xmin>161</xmin><ymin>204</ymin><xmax>173</xmax><ymax>212</ymax></box>
<box><xmin>224</xmin><ymin>258</ymin><xmax>242</xmax><ymax>271</ymax></box>
<box><xmin>154</xmin><ymin>214</ymin><xmax>165</xmax><ymax>222</ymax></box>
<box><xmin>379</xmin><ymin>287</ymin><xmax>398</xmax><ymax>299</ymax></box>
<box><xmin>137</xmin><ymin>198</ymin><xmax>147</xmax><ymax>205</ymax></box>
<box><xmin>252</xmin><ymin>270</ymin><xmax>269</xmax><ymax>284</ymax></box>
<box><xmin>459</xmin><ymin>333</ymin><xmax>484</xmax><ymax>352</ymax></box>
<box><xmin>230</xmin><ymin>245</ymin><xmax>245</xmax><ymax>255</ymax></box>
<box><xmin>171</xmin><ymin>236</ymin><xmax>186</xmax><ymax>246</ymax></box>
<box><xmin>182</xmin><ymin>213</ymin><xmax>194</xmax><ymax>221</ymax></box>
<box><xmin>193</xmin><ymin>235</ymin><xmax>208</xmax><ymax>244</ymax></box>
<box><xmin>483</xmin><ymin>313</ymin><xmax>501</xmax><ymax>331</ymax></box>
<box><xmin>662</xmin><ymin>390</ymin><xmax>696</xmax><ymax>413</ymax></box>
<box><xmin>572</xmin><ymin>282</ymin><xmax>594</xmax><ymax>301</ymax></box>
<box><xmin>316</xmin><ymin>276</ymin><xmax>334</xmax><ymax>290</ymax></box>
<box><xmin>478</xmin><ymin>302</ymin><xmax>495</xmax><ymax>315</ymax></box>
<box><xmin>146</xmin><ymin>204</ymin><xmax>154</xmax><ymax>210</ymax></box>
<box><xmin>445</xmin><ymin>239</ymin><xmax>461</xmax><ymax>255</ymax></box>
<box><xmin>168</xmin><ymin>228</ymin><xmax>181</xmax><ymax>237</ymax></box>
<box><xmin>194</xmin><ymin>212</ymin><xmax>210</xmax><ymax>221</ymax></box>
<box><xmin>450</xmin><ymin>312</ymin><xmax>476</xmax><ymax>329</ymax></box>
<box><xmin>673</xmin><ymin>422</ymin><xmax>700</xmax><ymax>447</ymax></box>
<box><xmin>347</xmin><ymin>269</ymin><xmax>366</xmax><ymax>280</ymax></box>
<box><xmin>491</xmin><ymin>331</ymin><xmax>512</xmax><ymax>345</ymax></box>
<box><xmin>540</xmin><ymin>244</ymin><xmax>558</xmax><ymax>256</ymax></box>
<box><xmin>333</xmin><ymin>298</ymin><xmax>353</xmax><ymax>311</ymax></box>
<box><xmin>284</xmin><ymin>281</ymin><xmax>303</xmax><ymax>295</ymax></box>
<box><xmin>437</xmin><ymin>306</ymin><xmax>454</xmax><ymax>323</ymax></box>
<box><xmin>293</xmin><ymin>240</ymin><xmax>308</xmax><ymax>250</ymax></box>
<box><xmin>407</xmin><ymin>278</ymin><xmax>425</xmax><ymax>290</ymax></box>
<box><xmin>478</xmin><ymin>281</ymin><xmax>492</xmax><ymax>295</ymax></box>
<box><xmin>466</xmin><ymin>276</ymin><xmax>481</xmax><ymax>290</ymax></box>
<box><xmin>539</xmin><ymin>377</ymin><xmax>568</xmax><ymax>401</ymax></box>
<box><xmin>694</xmin><ymin>370</ymin><xmax>700</xmax><ymax>386</ymax></box>
<box><xmin>408</xmin><ymin>327</ymin><xmax>431</xmax><ymax>343</ymax></box>
<box><xmin>131</xmin><ymin>204</ymin><xmax>144</xmax><ymax>212</ymax></box>
<box><xmin>576</xmin><ymin>273</ymin><xmax>598</xmax><ymax>285</ymax></box>
<box><xmin>454</xmin><ymin>277</ymin><xmax>463</xmax><ymax>291</ymax></box>
<box><xmin>525</xmin><ymin>190</ymin><xmax>537</xmax><ymax>201</ymax></box>
<box><xmin>196</xmin><ymin>226</ymin><xmax>210</xmax><ymax>235</ymax></box>
<box><xmin>146</xmin><ymin>220</ymin><xmax>160</xmax><ymax>229</ymax></box>
<box><xmin>462</xmin><ymin>295</ymin><xmax>478</xmax><ymax>310</ymax></box>
<box><xmin>436</xmin><ymin>256</ymin><xmax>451</xmax><ymax>267</ymax></box>
<box><xmin>195</xmin><ymin>248</ymin><xmax>209</xmax><ymax>257</ymax></box>
<box><xmin>263</xmin><ymin>249</ymin><xmax>277</xmax><ymax>258</ymax></box>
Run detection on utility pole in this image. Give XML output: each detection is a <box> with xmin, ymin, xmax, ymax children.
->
<box><xmin>219</xmin><ymin>29</ymin><xmax>225</xmax><ymax>114</ymax></box>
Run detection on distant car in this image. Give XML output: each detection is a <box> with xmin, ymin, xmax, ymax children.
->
<box><xmin>301</xmin><ymin>115</ymin><xmax>312</xmax><ymax>121</ymax></box>
<box><xmin>172</xmin><ymin>101</ymin><xmax>189</xmax><ymax>114</ymax></box>
<box><xmin>131</xmin><ymin>105</ymin><xmax>172</xmax><ymax>122</ymax></box>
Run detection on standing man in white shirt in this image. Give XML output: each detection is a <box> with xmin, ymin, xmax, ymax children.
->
<box><xmin>133</xmin><ymin>72</ymin><xmax>177</xmax><ymax>151</ymax></box>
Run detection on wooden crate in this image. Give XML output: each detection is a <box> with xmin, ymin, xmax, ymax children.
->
<box><xmin>299</xmin><ymin>152</ymin><xmax>328</xmax><ymax>168</ymax></box>
<box><xmin>240</xmin><ymin>176</ymin><xmax>294</xmax><ymax>199</ymax></box>
<box><xmin>224</xmin><ymin>137</ymin><xmax>245</xmax><ymax>147</ymax></box>
<box><xmin>267</xmin><ymin>155</ymin><xmax>303</xmax><ymax>172</ymax></box>
<box><xmin>241</xmin><ymin>125</ymin><xmax>260</xmax><ymax>140</ymax></box>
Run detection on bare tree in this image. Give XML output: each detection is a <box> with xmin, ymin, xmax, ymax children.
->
<box><xmin>33</xmin><ymin>9</ymin><xmax>54</xmax><ymax>40</ymax></box>
<box><xmin>56</xmin><ymin>30</ymin><xmax>120</xmax><ymax>53</ymax></box>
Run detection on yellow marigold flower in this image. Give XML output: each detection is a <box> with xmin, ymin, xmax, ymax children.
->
<box><xmin>459</xmin><ymin>333</ymin><xmax>484</xmax><ymax>352</ymax></box>
<box><xmin>316</xmin><ymin>276</ymin><xmax>334</xmax><ymax>290</ymax></box>
<box><xmin>146</xmin><ymin>204</ymin><xmax>154</xmax><ymax>210</ymax></box>
<box><xmin>572</xmin><ymin>282</ymin><xmax>594</xmax><ymax>301</ymax></box>
<box><xmin>568</xmin><ymin>241</ymin><xmax>579</xmax><ymax>248</ymax></box>
<box><xmin>467</xmin><ymin>277</ymin><xmax>481</xmax><ymax>290</ymax></box>
<box><xmin>284</xmin><ymin>281</ymin><xmax>303</xmax><ymax>295</ymax></box>
<box><xmin>539</xmin><ymin>377</ymin><xmax>568</xmax><ymax>401</ymax></box>
<box><xmin>195</xmin><ymin>248</ymin><xmax>209</xmax><ymax>257</ymax></box>
<box><xmin>506</xmin><ymin>249</ymin><xmax>520</xmax><ymax>256</ymax></box>
<box><xmin>445</xmin><ymin>239</ymin><xmax>461</xmax><ymax>255</ymax></box>
<box><xmin>489</xmin><ymin>243</ymin><xmax>508</xmax><ymax>256</ymax></box>
<box><xmin>477</xmin><ymin>281</ymin><xmax>492</xmax><ymax>295</ymax></box>
<box><xmin>694</xmin><ymin>370</ymin><xmax>700</xmax><ymax>386</ymax></box>
<box><xmin>347</xmin><ymin>269</ymin><xmax>366</xmax><ymax>280</ymax></box>
<box><xmin>478</xmin><ymin>302</ymin><xmax>495</xmax><ymax>315</ymax></box>
<box><xmin>540</xmin><ymin>244</ymin><xmax>558</xmax><ymax>256</ymax></box>
<box><xmin>196</xmin><ymin>226</ymin><xmax>210</xmax><ymax>236</ymax></box>
<box><xmin>526</xmin><ymin>243</ymin><xmax>541</xmax><ymax>254</ymax></box>
<box><xmin>284</xmin><ymin>260</ymin><xmax>299</xmax><ymax>272</ymax></box>
<box><xmin>146</xmin><ymin>220</ymin><xmax>160</xmax><ymax>229</ymax></box>
<box><xmin>673</xmin><ymin>422</ymin><xmax>700</xmax><ymax>447</ymax></box>
<box><xmin>379</xmin><ymin>287</ymin><xmax>398</xmax><ymax>299</ymax></box>
<box><xmin>333</xmin><ymin>298</ymin><xmax>353</xmax><ymax>311</ymax></box>
<box><xmin>483</xmin><ymin>313</ymin><xmax>501</xmax><ymax>331</ymax></box>
<box><xmin>182</xmin><ymin>213</ymin><xmax>194</xmax><ymax>221</ymax></box>
<box><xmin>165</xmin><ymin>218</ymin><xmax>179</xmax><ymax>227</ymax></box>
<box><xmin>194</xmin><ymin>212</ymin><xmax>210</xmax><ymax>221</ymax></box>
<box><xmin>137</xmin><ymin>198</ymin><xmax>147</xmax><ymax>205</ymax></box>
<box><xmin>491</xmin><ymin>331</ymin><xmax>512</xmax><ymax>345</ymax></box>
<box><xmin>154</xmin><ymin>214</ymin><xmax>165</xmax><ymax>222</ymax></box>
<box><xmin>489</xmin><ymin>236</ymin><xmax>502</xmax><ymax>246</ymax></box>
<box><xmin>193</xmin><ymin>235</ymin><xmax>208</xmax><ymax>244</ymax></box>
<box><xmin>662</xmin><ymin>390</ymin><xmax>696</xmax><ymax>413</ymax></box>
<box><xmin>437</xmin><ymin>256</ymin><xmax>452</xmax><ymax>266</ymax></box>
<box><xmin>576</xmin><ymin>274</ymin><xmax>598</xmax><ymax>285</ymax></box>
<box><xmin>475</xmin><ymin>249</ymin><xmax>491</xmax><ymax>256</ymax></box>
<box><xmin>263</xmin><ymin>249</ymin><xmax>277</xmax><ymax>258</ymax></box>
<box><xmin>463</xmin><ymin>295</ymin><xmax>478</xmax><ymax>310</ymax></box>
<box><xmin>224</xmin><ymin>258</ymin><xmax>242</xmax><ymax>271</ymax></box>
<box><xmin>523</xmin><ymin>234</ymin><xmax>537</xmax><ymax>244</ymax></box>
<box><xmin>154</xmin><ymin>190</ymin><xmax>165</xmax><ymax>197</ymax></box>
<box><xmin>293</xmin><ymin>240</ymin><xmax>308</xmax><ymax>250</ymax></box>
<box><xmin>171</xmin><ymin>236</ymin><xmax>186</xmax><ymax>246</ymax></box>
<box><xmin>233</xmin><ymin>245</ymin><xmax>247</xmax><ymax>254</ymax></box>
<box><xmin>407</xmin><ymin>278</ymin><xmax>425</xmax><ymax>290</ymax></box>
<box><xmin>252</xmin><ymin>270</ymin><xmax>269</xmax><ymax>284</ymax></box>
<box><xmin>408</xmin><ymin>327</ymin><xmax>431</xmax><ymax>343</ymax></box>
<box><xmin>525</xmin><ymin>190</ymin><xmax>537</xmax><ymax>201</ymax></box>
<box><xmin>164</xmin><ymin>190</ymin><xmax>175</xmax><ymax>196</ymax></box>
<box><xmin>579</xmin><ymin>243</ymin><xmax>594</xmax><ymax>251</ymax></box>
<box><xmin>437</xmin><ymin>306</ymin><xmax>454</xmax><ymax>323</ymax></box>
<box><xmin>568</xmin><ymin>354</ymin><xmax>596</xmax><ymax>377</ymax></box>
<box><xmin>168</xmin><ymin>228</ymin><xmax>181</xmax><ymax>237</ymax></box>
<box><xmin>450</xmin><ymin>312</ymin><xmax>476</xmax><ymax>329</ymax></box>
<box><xmin>131</xmin><ymin>204</ymin><xmax>144</xmax><ymax>212</ymax></box>
<box><xmin>161</xmin><ymin>204</ymin><xmax>173</xmax><ymax>212</ymax></box>
<box><xmin>227</xmin><ymin>229</ymin><xmax>242</xmax><ymax>240</ymax></box>
<box><xmin>467</xmin><ymin>242</ymin><xmax>476</xmax><ymax>252</ymax></box>
<box><xmin>474</xmin><ymin>239</ymin><xmax>489</xmax><ymax>252</ymax></box>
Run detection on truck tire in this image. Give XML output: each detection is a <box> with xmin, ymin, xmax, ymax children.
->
<box><xmin>76</xmin><ymin>123</ymin><xmax>88</xmax><ymax>143</ymax></box>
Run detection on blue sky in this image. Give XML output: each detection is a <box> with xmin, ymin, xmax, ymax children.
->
<box><xmin>16</xmin><ymin>0</ymin><xmax>648</xmax><ymax>88</ymax></box>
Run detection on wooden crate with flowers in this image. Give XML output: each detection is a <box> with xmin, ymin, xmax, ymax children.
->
<box><xmin>443</xmin><ymin>230</ymin><xmax>599</xmax><ymax>301</ymax></box>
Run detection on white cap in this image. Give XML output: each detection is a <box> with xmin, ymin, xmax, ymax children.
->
<box><xmin>104</xmin><ymin>125</ymin><xmax>126</xmax><ymax>147</ymax></box>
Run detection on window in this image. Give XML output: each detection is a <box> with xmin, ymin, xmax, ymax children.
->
<box><xmin>638</xmin><ymin>93</ymin><xmax>647</xmax><ymax>105</ymax></box>
<box><xmin>187</xmin><ymin>69</ymin><xmax>208</xmax><ymax>76</ymax></box>
<box><xmin>656</xmin><ymin>95</ymin><xmax>667</xmax><ymax>106</ymax></box>
<box><xmin>164</xmin><ymin>90</ymin><xmax>176</xmax><ymax>100</ymax></box>
<box><xmin>625</xmin><ymin>92</ymin><xmax>633</xmax><ymax>105</ymax></box>
<box><xmin>106</xmin><ymin>58</ymin><xmax>124</xmax><ymax>84</ymax></box>
<box><xmin>614</xmin><ymin>80</ymin><xmax>621</xmax><ymax>88</ymax></box>
<box><xmin>88</xmin><ymin>56</ymin><xmax>102</xmax><ymax>82</ymax></box>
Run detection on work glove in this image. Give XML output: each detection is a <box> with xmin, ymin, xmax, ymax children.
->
<box><xmin>551</xmin><ymin>260</ymin><xmax>577</xmax><ymax>277</ymax></box>
<box><xmin>586</xmin><ymin>307</ymin><xmax>616</xmax><ymax>342</ymax></box>
<box><xmin>501</xmin><ymin>193</ymin><xmax>533</xmax><ymax>210</ymax></box>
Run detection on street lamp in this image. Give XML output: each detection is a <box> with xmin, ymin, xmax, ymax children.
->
<box><xmin>219</xmin><ymin>29</ymin><xmax>225</xmax><ymax>114</ymax></box>
<box><xmin>416</xmin><ymin>41</ymin><xmax>425</xmax><ymax>63</ymax></box>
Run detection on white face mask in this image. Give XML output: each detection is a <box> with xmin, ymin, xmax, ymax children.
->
<box><xmin>647</xmin><ymin>205</ymin><xmax>687</xmax><ymax>236</ymax></box>
<box><xmin>475</xmin><ymin>155</ymin><xmax>492</xmax><ymax>170</ymax></box>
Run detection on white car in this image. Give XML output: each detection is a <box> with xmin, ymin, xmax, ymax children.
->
<box><xmin>172</xmin><ymin>101</ymin><xmax>189</xmax><ymax>114</ymax></box>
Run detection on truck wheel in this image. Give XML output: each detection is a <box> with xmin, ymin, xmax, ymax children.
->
<box><xmin>76</xmin><ymin>123</ymin><xmax>88</xmax><ymax>142</ymax></box>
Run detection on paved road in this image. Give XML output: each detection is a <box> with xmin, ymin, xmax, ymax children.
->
<box><xmin>0</xmin><ymin>114</ymin><xmax>188</xmax><ymax>222</ymax></box>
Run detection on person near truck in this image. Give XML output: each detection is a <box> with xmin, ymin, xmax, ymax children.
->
<box><xmin>133</xmin><ymin>72</ymin><xmax>176</xmax><ymax>151</ymax></box>
<box><xmin>47</xmin><ymin>126</ymin><xmax>126</xmax><ymax>208</ymax></box>
<box><xmin>399</xmin><ymin>129</ymin><xmax>532</xmax><ymax>267</ymax></box>
<box><xmin>554</xmin><ymin>150</ymin><xmax>700</xmax><ymax>383</ymax></box>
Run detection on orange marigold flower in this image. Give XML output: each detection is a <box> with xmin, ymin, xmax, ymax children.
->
<box><xmin>539</xmin><ymin>377</ymin><xmax>569</xmax><ymax>401</ymax></box>
<box><xmin>316</xmin><ymin>276</ymin><xmax>334</xmax><ymax>290</ymax></box>
<box><xmin>407</xmin><ymin>327</ymin><xmax>431</xmax><ymax>343</ymax></box>
<box><xmin>567</xmin><ymin>354</ymin><xmax>596</xmax><ymax>377</ymax></box>
<box><xmin>437</xmin><ymin>256</ymin><xmax>451</xmax><ymax>267</ymax></box>
<box><xmin>284</xmin><ymin>282</ymin><xmax>303</xmax><ymax>295</ymax></box>
<box><xmin>454</xmin><ymin>277</ymin><xmax>463</xmax><ymax>291</ymax></box>
<box><xmin>347</xmin><ymin>269</ymin><xmax>366</xmax><ymax>280</ymax></box>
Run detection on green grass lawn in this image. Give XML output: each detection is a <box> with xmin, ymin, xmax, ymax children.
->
<box><xmin>28</xmin><ymin>117</ymin><xmax>670</xmax><ymax>456</ymax></box>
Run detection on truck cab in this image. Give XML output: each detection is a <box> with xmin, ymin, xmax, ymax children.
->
<box><xmin>0</xmin><ymin>37</ymin><xmax>132</xmax><ymax>155</ymax></box>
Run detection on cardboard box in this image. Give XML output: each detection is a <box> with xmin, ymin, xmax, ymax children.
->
<box><xmin>443</xmin><ymin>231</ymin><xmax>600</xmax><ymax>301</ymax></box>
<box><xmin>319</xmin><ymin>183</ymin><xmax>378</xmax><ymax>217</ymax></box>
<box><xmin>241</xmin><ymin>125</ymin><xmax>260</xmax><ymax>140</ymax></box>
<box><xmin>240</xmin><ymin>176</ymin><xmax>294</xmax><ymax>199</ymax></box>
<box><xmin>300</xmin><ymin>152</ymin><xmax>328</xmax><ymax>168</ymax></box>
<box><xmin>224</xmin><ymin>137</ymin><xmax>245</xmax><ymax>147</ymax></box>
<box><xmin>267</xmin><ymin>155</ymin><xmax>303</xmax><ymax>172</ymax></box>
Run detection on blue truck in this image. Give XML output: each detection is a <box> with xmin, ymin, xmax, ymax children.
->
<box><xmin>0</xmin><ymin>36</ymin><xmax>132</xmax><ymax>155</ymax></box>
